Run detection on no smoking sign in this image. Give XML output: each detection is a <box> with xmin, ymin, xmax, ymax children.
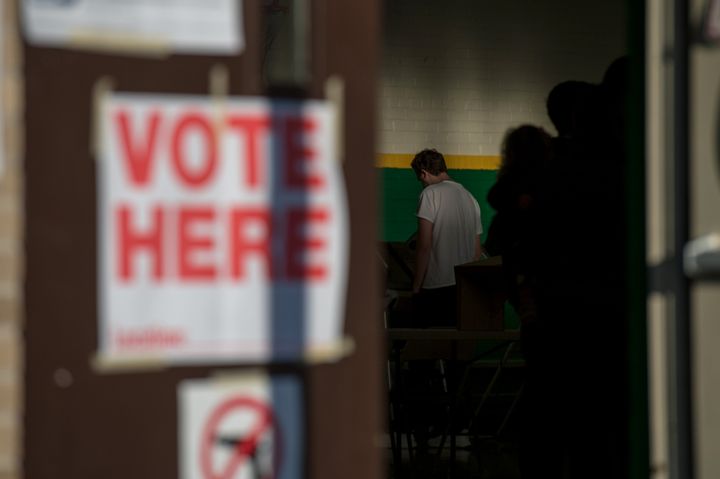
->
<box><xmin>179</xmin><ymin>373</ymin><xmax>303</xmax><ymax>479</ymax></box>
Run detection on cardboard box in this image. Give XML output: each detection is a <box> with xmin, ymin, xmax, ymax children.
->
<box><xmin>380</xmin><ymin>242</ymin><xmax>415</xmax><ymax>291</ymax></box>
<box><xmin>454</xmin><ymin>256</ymin><xmax>507</xmax><ymax>331</ymax></box>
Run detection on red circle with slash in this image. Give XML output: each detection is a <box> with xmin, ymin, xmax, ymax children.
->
<box><xmin>200</xmin><ymin>396</ymin><xmax>282</xmax><ymax>479</ymax></box>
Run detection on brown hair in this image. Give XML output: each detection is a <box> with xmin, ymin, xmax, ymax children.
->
<box><xmin>410</xmin><ymin>149</ymin><xmax>447</xmax><ymax>178</ymax></box>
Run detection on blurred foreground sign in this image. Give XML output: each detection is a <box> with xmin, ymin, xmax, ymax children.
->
<box><xmin>179</xmin><ymin>373</ymin><xmax>303</xmax><ymax>479</ymax></box>
<box><xmin>97</xmin><ymin>93</ymin><xmax>348</xmax><ymax>366</ymax></box>
<box><xmin>21</xmin><ymin>0</ymin><xmax>243</xmax><ymax>55</ymax></box>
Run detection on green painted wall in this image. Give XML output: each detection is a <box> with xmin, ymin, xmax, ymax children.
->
<box><xmin>379</xmin><ymin>168</ymin><xmax>498</xmax><ymax>242</ymax></box>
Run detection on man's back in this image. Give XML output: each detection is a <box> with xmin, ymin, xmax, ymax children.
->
<box><xmin>416</xmin><ymin>180</ymin><xmax>482</xmax><ymax>288</ymax></box>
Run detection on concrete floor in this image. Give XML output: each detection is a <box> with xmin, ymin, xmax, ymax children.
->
<box><xmin>385</xmin><ymin>434</ymin><xmax>521</xmax><ymax>479</ymax></box>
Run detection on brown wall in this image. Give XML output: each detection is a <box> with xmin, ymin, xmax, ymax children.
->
<box><xmin>21</xmin><ymin>1</ymin><xmax>382</xmax><ymax>478</ymax></box>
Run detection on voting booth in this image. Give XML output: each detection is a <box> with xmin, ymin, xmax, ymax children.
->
<box><xmin>455</xmin><ymin>256</ymin><xmax>506</xmax><ymax>331</ymax></box>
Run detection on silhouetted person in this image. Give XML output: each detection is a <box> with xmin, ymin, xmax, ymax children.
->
<box><xmin>546</xmin><ymin>80</ymin><xmax>597</xmax><ymax>139</ymax></box>
<box><xmin>521</xmin><ymin>59</ymin><xmax>629</xmax><ymax>479</ymax></box>
<box><xmin>483</xmin><ymin>124</ymin><xmax>558</xmax><ymax>479</ymax></box>
<box><xmin>485</xmin><ymin>125</ymin><xmax>551</xmax><ymax>329</ymax></box>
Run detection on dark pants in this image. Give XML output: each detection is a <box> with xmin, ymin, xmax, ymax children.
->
<box><xmin>412</xmin><ymin>285</ymin><xmax>457</xmax><ymax>328</ymax></box>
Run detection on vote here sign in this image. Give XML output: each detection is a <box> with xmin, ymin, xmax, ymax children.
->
<box><xmin>97</xmin><ymin>93</ymin><xmax>348</xmax><ymax>365</ymax></box>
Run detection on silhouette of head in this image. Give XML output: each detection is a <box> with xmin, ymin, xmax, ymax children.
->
<box><xmin>601</xmin><ymin>55</ymin><xmax>628</xmax><ymax>100</ymax></box>
<box><xmin>546</xmin><ymin>81</ymin><xmax>596</xmax><ymax>137</ymax></box>
<box><xmin>499</xmin><ymin>125</ymin><xmax>551</xmax><ymax>178</ymax></box>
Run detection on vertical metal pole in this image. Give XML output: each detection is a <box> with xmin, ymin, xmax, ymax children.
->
<box><xmin>627</xmin><ymin>3</ymin><xmax>649</xmax><ymax>478</ymax></box>
<box><xmin>671</xmin><ymin>0</ymin><xmax>693</xmax><ymax>477</ymax></box>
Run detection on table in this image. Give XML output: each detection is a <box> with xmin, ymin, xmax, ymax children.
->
<box><xmin>387</xmin><ymin>327</ymin><xmax>521</xmax><ymax>341</ymax></box>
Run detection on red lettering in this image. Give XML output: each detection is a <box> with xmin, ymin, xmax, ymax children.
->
<box><xmin>116</xmin><ymin>328</ymin><xmax>185</xmax><ymax>348</ymax></box>
<box><xmin>178</xmin><ymin>207</ymin><xmax>217</xmax><ymax>280</ymax></box>
<box><xmin>229</xmin><ymin>208</ymin><xmax>272</xmax><ymax>279</ymax></box>
<box><xmin>116</xmin><ymin>109</ymin><xmax>161</xmax><ymax>186</ymax></box>
<box><xmin>117</xmin><ymin>205</ymin><xmax>164</xmax><ymax>281</ymax></box>
<box><xmin>226</xmin><ymin>115</ymin><xmax>270</xmax><ymax>188</ymax></box>
<box><xmin>285</xmin><ymin>208</ymin><xmax>329</xmax><ymax>280</ymax></box>
<box><xmin>171</xmin><ymin>113</ymin><xmax>217</xmax><ymax>187</ymax></box>
<box><xmin>115</xmin><ymin>204</ymin><xmax>333</xmax><ymax>283</ymax></box>
<box><xmin>284</xmin><ymin>117</ymin><xmax>324</xmax><ymax>189</ymax></box>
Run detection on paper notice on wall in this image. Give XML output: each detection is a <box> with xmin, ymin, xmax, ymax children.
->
<box><xmin>21</xmin><ymin>0</ymin><xmax>243</xmax><ymax>55</ymax></box>
<box><xmin>96</xmin><ymin>93</ymin><xmax>349</xmax><ymax>366</ymax></box>
<box><xmin>179</xmin><ymin>373</ymin><xmax>304</xmax><ymax>479</ymax></box>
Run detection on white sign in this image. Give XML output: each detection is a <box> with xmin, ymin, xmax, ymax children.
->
<box><xmin>98</xmin><ymin>93</ymin><xmax>348</xmax><ymax>365</ymax></box>
<box><xmin>21</xmin><ymin>0</ymin><xmax>243</xmax><ymax>55</ymax></box>
<box><xmin>179</xmin><ymin>373</ymin><xmax>303</xmax><ymax>479</ymax></box>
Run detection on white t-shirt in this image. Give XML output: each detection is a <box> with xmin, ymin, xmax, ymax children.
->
<box><xmin>416</xmin><ymin>180</ymin><xmax>482</xmax><ymax>289</ymax></box>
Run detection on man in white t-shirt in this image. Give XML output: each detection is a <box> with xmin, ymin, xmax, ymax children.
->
<box><xmin>410</xmin><ymin>149</ymin><xmax>485</xmax><ymax>327</ymax></box>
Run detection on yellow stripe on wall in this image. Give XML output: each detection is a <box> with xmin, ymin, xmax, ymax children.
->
<box><xmin>377</xmin><ymin>153</ymin><xmax>500</xmax><ymax>170</ymax></box>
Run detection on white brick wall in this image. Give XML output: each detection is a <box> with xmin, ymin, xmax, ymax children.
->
<box><xmin>379</xmin><ymin>0</ymin><xmax>627</xmax><ymax>156</ymax></box>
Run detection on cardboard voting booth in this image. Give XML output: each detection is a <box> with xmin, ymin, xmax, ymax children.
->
<box><xmin>455</xmin><ymin>256</ymin><xmax>506</xmax><ymax>331</ymax></box>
